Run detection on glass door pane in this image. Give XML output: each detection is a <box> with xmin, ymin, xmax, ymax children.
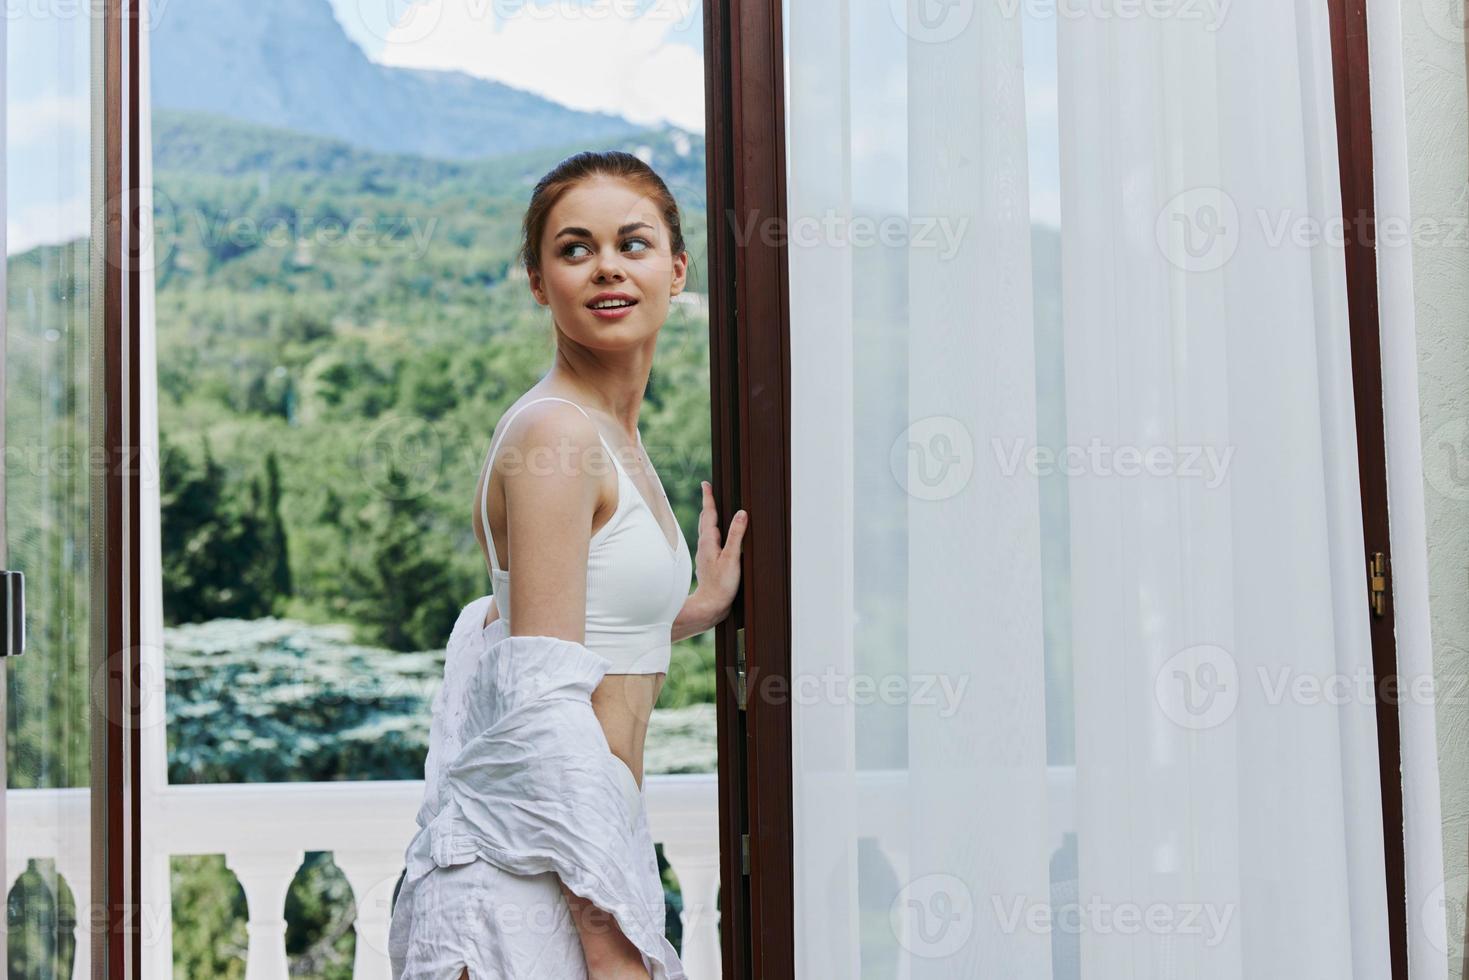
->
<box><xmin>4</xmin><ymin>2</ymin><xmax>100</xmax><ymax>978</ymax></box>
<box><xmin>785</xmin><ymin>3</ymin><xmax>1392</xmax><ymax>977</ymax></box>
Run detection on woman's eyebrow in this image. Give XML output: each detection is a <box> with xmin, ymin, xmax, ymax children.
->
<box><xmin>554</xmin><ymin>221</ymin><xmax>655</xmax><ymax>239</ymax></box>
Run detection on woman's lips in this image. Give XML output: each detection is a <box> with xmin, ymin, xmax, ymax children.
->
<box><xmin>588</xmin><ymin>301</ymin><xmax>638</xmax><ymax>320</ymax></box>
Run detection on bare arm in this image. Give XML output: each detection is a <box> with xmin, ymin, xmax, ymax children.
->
<box><xmin>671</xmin><ymin>594</ymin><xmax>719</xmax><ymax>644</ymax></box>
<box><xmin>499</xmin><ymin>402</ymin><xmax>650</xmax><ymax>980</ymax></box>
<box><xmin>501</xmin><ymin>402</ymin><xmax>603</xmax><ymax>644</ymax></box>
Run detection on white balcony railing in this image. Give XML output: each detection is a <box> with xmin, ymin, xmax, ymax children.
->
<box><xmin>9</xmin><ymin>767</ymin><xmax>1077</xmax><ymax>979</ymax></box>
<box><xmin>8</xmin><ymin>773</ymin><xmax>722</xmax><ymax>980</ymax></box>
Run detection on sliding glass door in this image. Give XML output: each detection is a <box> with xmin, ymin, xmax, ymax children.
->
<box><xmin>784</xmin><ymin>2</ymin><xmax>1394</xmax><ymax>976</ymax></box>
<box><xmin>4</xmin><ymin>3</ymin><xmax>103</xmax><ymax>977</ymax></box>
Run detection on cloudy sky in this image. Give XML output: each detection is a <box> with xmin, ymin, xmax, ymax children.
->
<box><xmin>8</xmin><ymin>0</ymin><xmax>1062</xmax><ymax>254</ymax></box>
<box><xmin>328</xmin><ymin>0</ymin><xmax>708</xmax><ymax>133</ymax></box>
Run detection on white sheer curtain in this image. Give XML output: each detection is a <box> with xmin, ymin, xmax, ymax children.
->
<box><xmin>787</xmin><ymin>1</ymin><xmax>1394</xmax><ymax>977</ymax></box>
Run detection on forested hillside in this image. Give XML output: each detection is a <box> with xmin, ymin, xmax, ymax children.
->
<box><xmin>150</xmin><ymin>109</ymin><xmax>711</xmax><ymax>656</ymax></box>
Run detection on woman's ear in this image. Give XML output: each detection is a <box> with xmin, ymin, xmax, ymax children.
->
<box><xmin>528</xmin><ymin>268</ymin><xmax>548</xmax><ymax>306</ymax></box>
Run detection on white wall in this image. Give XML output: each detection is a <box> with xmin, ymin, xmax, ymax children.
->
<box><xmin>1393</xmin><ymin>1</ymin><xmax>1469</xmax><ymax>977</ymax></box>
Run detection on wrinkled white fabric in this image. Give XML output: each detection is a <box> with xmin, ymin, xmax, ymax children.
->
<box><xmin>390</xmin><ymin>594</ymin><xmax>686</xmax><ymax>979</ymax></box>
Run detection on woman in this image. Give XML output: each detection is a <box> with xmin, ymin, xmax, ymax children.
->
<box><xmin>388</xmin><ymin>150</ymin><xmax>747</xmax><ymax>980</ymax></box>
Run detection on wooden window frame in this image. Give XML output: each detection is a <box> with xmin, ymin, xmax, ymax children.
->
<box><xmin>91</xmin><ymin>0</ymin><xmax>1407</xmax><ymax>974</ymax></box>
<box><xmin>99</xmin><ymin>0</ymin><xmax>144</xmax><ymax>974</ymax></box>
<box><xmin>703</xmin><ymin>0</ymin><xmax>796</xmax><ymax>977</ymax></box>
<box><xmin>1326</xmin><ymin>1</ymin><xmax>1410</xmax><ymax>976</ymax></box>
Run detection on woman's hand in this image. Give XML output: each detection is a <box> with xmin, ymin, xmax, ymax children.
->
<box><xmin>689</xmin><ymin>480</ymin><xmax>747</xmax><ymax>627</ymax></box>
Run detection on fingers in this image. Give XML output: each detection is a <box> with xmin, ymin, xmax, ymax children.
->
<box><xmin>701</xmin><ymin>481</ymin><xmax>749</xmax><ymax>556</ymax></box>
<box><xmin>723</xmin><ymin>509</ymin><xmax>748</xmax><ymax>556</ymax></box>
<box><xmin>700</xmin><ymin>480</ymin><xmax>718</xmax><ymax>533</ymax></box>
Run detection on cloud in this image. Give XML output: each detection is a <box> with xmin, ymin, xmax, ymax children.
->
<box><xmin>9</xmin><ymin>194</ymin><xmax>90</xmax><ymax>256</ymax></box>
<box><xmin>7</xmin><ymin>95</ymin><xmax>91</xmax><ymax>254</ymax></box>
<box><xmin>374</xmin><ymin>0</ymin><xmax>705</xmax><ymax>133</ymax></box>
<box><xmin>9</xmin><ymin>95</ymin><xmax>89</xmax><ymax>149</ymax></box>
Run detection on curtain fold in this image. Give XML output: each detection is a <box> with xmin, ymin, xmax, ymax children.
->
<box><xmin>788</xmin><ymin>2</ymin><xmax>1393</xmax><ymax>976</ymax></box>
<box><xmin>787</xmin><ymin>0</ymin><xmax>861</xmax><ymax>975</ymax></box>
<box><xmin>906</xmin><ymin>1</ymin><xmax>1054</xmax><ymax>977</ymax></box>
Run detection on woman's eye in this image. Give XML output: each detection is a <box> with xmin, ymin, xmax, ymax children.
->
<box><xmin>562</xmin><ymin>237</ymin><xmax>651</xmax><ymax>259</ymax></box>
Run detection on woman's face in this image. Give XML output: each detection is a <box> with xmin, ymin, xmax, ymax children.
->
<box><xmin>529</xmin><ymin>175</ymin><xmax>689</xmax><ymax>351</ymax></box>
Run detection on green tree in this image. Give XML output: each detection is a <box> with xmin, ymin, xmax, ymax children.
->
<box><xmin>262</xmin><ymin>450</ymin><xmax>293</xmax><ymax>599</ymax></box>
<box><xmin>170</xmin><ymin>855</ymin><xmax>247</xmax><ymax>979</ymax></box>
<box><xmin>159</xmin><ymin>434</ymin><xmax>287</xmax><ymax>623</ymax></box>
<box><xmin>342</xmin><ymin>463</ymin><xmax>460</xmax><ymax>651</ymax></box>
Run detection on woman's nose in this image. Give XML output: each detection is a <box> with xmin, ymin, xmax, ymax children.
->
<box><xmin>593</xmin><ymin>250</ymin><xmax>626</xmax><ymax>282</ymax></box>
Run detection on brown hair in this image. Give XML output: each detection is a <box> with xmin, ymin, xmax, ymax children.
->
<box><xmin>517</xmin><ymin>150</ymin><xmax>689</xmax><ymax>277</ymax></box>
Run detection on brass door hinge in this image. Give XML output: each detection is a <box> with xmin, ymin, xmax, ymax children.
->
<box><xmin>735</xmin><ymin>626</ymin><xmax>747</xmax><ymax>711</ymax></box>
<box><xmin>741</xmin><ymin>833</ymin><xmax>750</xmax><ymax>875</ymax></box>
<box><xmin>1368</xmin><ymin>552</ymin><xmax>1388</xmax><ymax>617</ymax></box>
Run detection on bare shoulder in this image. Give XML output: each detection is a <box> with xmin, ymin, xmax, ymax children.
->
<box><xmin>492</xmin><ymin>397</ymin><xmax>607</xmax><ymax>487</ymax></box>
<box><xmin>493</xmin><ymin>397</ymin><xmax>606</xmax><ymax>640</ymax></box>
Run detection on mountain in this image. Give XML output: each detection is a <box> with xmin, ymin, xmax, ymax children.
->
<box><xmin>149</xmin><ymin>0</ymin><xmax>651</xmax><ymax>160</ymax></box>
<box><xmin>150</xmin><ymin>109</ymin><xmax>708</xmax><ymax>211</ymax></box>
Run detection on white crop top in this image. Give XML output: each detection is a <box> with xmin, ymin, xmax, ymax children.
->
<box><xmin>480</xmin><ymin>396</ymin><xmax>693</xmax><ymax>675</ymax></box>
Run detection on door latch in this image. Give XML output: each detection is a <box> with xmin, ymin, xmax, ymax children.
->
<box><xmin>735</xmin><ymin>626</ymin><xmax>747</xmax><ymax>711</ymax></box>
<box><xmin>1</xmin><ymin>570</ymin><xmax>25</xmax><ymax>657</ymax></box>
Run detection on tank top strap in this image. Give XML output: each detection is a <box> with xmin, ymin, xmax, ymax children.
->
<box><xmin>480</xmin><ymin>396</ymin><xmax>596</xmax><ymax>575</ymax></box>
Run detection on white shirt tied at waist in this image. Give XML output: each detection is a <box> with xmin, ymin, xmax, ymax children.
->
<box><xmin>390</xmin><ymin>595</ymin><xmax>687</xmax><ymax>980</ymax></box>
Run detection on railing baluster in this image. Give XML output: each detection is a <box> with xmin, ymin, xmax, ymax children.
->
<box><xmin>335</xmin><ymin>849</ymin><xmax>404</xmax><ymax>980</ymax></box>
<box><xmin>661</xmin><ymin>840</ymin><xmax>722</xmax><ymax>979</ymax></box>
<box><xmin>55</xmin><ymin>852</ymin><xmax>92</xmax><ymax>980</ymax></box>
<box><xmin>226</xmin><ymin>849</ymin><xmax>304</xmax><ymax>980</ymax></box>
